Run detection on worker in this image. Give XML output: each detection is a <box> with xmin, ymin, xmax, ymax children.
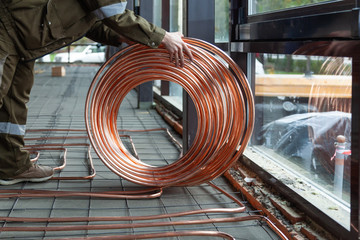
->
<box><xmin>0</xmin><ymin>0</ymin><xmax>193</xmax><ymax>185</ymax></box>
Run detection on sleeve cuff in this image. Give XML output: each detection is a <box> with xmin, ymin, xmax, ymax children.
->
<box><xmin>146</xmin><ymin>27</ymin><xmax>166</xmax><ymax>48</ymax></box>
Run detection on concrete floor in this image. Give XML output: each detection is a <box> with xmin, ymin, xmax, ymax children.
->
<box><xmin>0</xmin><ymin>64</ymin><xmax>281</xmax><ymax>239</ymax></box>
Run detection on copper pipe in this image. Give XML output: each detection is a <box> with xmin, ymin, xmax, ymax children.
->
<box><xmin>85</xmin><ymin>38</ymin><xmax>254</xmax><ymax>187</ymax></box>
<box><xmin>0</xmin><ymin>183</ymin><xmax>287</xmax><ymax>239</ymax></box>
<box><xmin>26</xmin><ymin>135</ymin><xmax>139</xmax><ymax>159</ymax></box>
<box><xmin>0</xmin><ymin>213</ymin><xmax>287</xmax><ymax>240</ymax></box>
<box><xmin>26</xmin><ymin>129</ymin><xmax>87</xmax><ymax>132</ymax></box>
<box><xmin>0</xmin><ymin>215</ymin><xmax>276</xmax><ymax>232</ymax></box>
<box><xmin>25</xmin><ymin>128</ymin><xmax>179</xmax><ymax>161</ymax></box>
<box><xmin>25</xmin><ymin>135</ymin><xmax>88</xmax><ymax>141</ymax></box>
<box><xmin>28</xmin><ymin>150</ymin><xmax>40</xmax><ymax>162</ymax></box>
<box><xmin>49</xmin><ymin>230</ymin><xmax>236</xmax><ymax>240</ymax></box>
<box><xmin>0</xmin><ymin>182</ymin><xmax>245</xmax><ymax>218</ymax></box>
<box><xmin>18</xmin><ymin>126</ymin><xmax>181</xmax><ymax>186</ymax></box>
<box><xmin>0</xmin><ymin>188</ymin><xmax>162</xmax><ymax>199</ymax></box>
<box><xmin>25</xmin><ymin>143</ymin><xmax>96</xmax><ymax>180</ymax></box>
<box><xmin>28</xmin><ymin>147</ymin><xmax>67</xmax><ymax>170</ymax></box>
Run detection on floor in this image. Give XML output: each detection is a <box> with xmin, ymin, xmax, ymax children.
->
<box><xmin>0</xmin><ymin>64</ymin><xmax>281</xmax><ymax>239</ymax></box>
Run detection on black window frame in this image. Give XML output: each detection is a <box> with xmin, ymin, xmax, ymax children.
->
<box><xmin>232</xmin><ymin>0</ymin><xmax>358</xmax><ymax>42</ymax></box>
<box><xmin>247</xmin><ymin>0</ymin><xmax>355</xmax><ymax>23</ymax></box>
<box><xmin>230</xmin><ymin>0</ymin><xmax>360</xmax><ymax>239</ymax></box>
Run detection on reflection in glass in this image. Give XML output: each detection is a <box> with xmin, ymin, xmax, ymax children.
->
<box><xmin>249</xmin><ymin>0</ymin><xmax>332</xmax><ymax>15</ymax></box>
<box><xmin>252</xmin><ymin>54</ymin><xmax>351</xmax><ymax>229</ymax></box>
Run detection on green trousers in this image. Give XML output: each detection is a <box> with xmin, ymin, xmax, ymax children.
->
<box><xmin>0</xmin><ymin>34</ymin><xmax>34</xmax><ymax>179</ymax></box>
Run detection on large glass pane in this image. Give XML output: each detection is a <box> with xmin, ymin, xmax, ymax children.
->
<box><xmin>37</xmin><ymin>39</ymin><xmax>106</xmax><ymax>63</ymax></box>
<box><xmin>153</xmin><ymin>0</ymin><xmax>162</xmax><ymax>27</ymax></box>
<box><xmin>170</xmin><ymin>0</ymin><xmax>183</xmax><ymax>32</ymax></box>
<box><xmin>250</xmin><ymin>53</ymin><xmax>352</xmax><ymax>229</ymax></box>
<box><xmin>215</xmin><ymin>0</ymin><xmax>229</xmax><ymax>43</ymax></box>
<box><xmin>249</xmin><ymin>0</ymin><xmax>334</xmax><ymax>15</ymax></box>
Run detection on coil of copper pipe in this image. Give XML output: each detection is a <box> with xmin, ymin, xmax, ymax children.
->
<box><xmin>85</xmin><ymin>38</ymin><xmax>254</xmax><ymax>187</ymax></box>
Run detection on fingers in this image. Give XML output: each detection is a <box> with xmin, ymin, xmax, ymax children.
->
<box><xmin>169</xmin><ymin>52</ymin><xmax>179</xmax><ymax>67</ymax></box>
<box><xmin>183</xmin><ymin>44</ymin><xmax>194</xmax><ymax>62</ymax></box>
<box><xmin>169</xmin><ymin>47</ymin><xmax>183</xmax><ymax>67</ymax></box>
<box><xmin>176</xmin><ymin>51</ymin><xmax>181</xmax><ymax>67</ymax></box>
<box><xmin>161</xmin><ymin>31</ymin><xmax>193</xmax><ymax>68</ymax></box>
<box><xmin>171</xmin><ymin>43</ymin><xmax>192</xmax><ymax>67</ymax></box>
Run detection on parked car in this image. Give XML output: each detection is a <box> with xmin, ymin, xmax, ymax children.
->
<box><xmin>257</xmin><ymin>111</ymin><xmax>351</xmax><ymax>181</ymax></box>
<box><xmin>54</xmin><ymin>44</ymin><xmax>106</xmax><ymax>63</ymax></box>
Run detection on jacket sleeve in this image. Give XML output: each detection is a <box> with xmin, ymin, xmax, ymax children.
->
<box><xmin>85</xmin><ymin>21</ymin><xmax>122</xmax><ymax>47</ymax></box>
<box><xmin>102</xmin><ymin>9</ymin><xmax>166</xmax><ymax>48</ymax></box>
<box><xmin>80</xmin><ymin>0</ymin><xmax>166</xmax><ymax>48</ymax></box>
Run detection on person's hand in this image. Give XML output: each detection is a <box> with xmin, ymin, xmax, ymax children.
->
<box><xmin>161</xmin><ymin>32</ymin><xmax>193</xmax><ymax>67</ymax></box>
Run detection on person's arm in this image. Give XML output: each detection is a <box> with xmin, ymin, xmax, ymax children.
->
<box><xmin>85</xmin><ymin>21</ymin><xmax>123</xmax><ymax>47</ymax></box>
<box><xmin>103</xmin><ymin>9</ymin><xmax>194</xmax><ymax>67</ymax></box>
<box><xmin>82</xmin><ymin>1</ymin><xmax>192</xmax><ymax>66</ymax></box>
<box><xmin>84</xmin><ymin>6</ymin><xmax>165</xmax><ymax>48</ymax></box>
<box><xmin>87</xmin><ymin>20</ymin><xmax>193</xmax><ymax>67</ymax></box>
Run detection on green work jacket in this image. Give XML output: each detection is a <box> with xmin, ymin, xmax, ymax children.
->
<box><xmin>0</xmin><ymin>0</ymin><xmax>165</xmax><ymax>61</ymax></box>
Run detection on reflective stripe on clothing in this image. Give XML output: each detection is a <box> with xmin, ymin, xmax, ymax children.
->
<box><xmin>0</xmin><ymin>122</ymin><xmax>26</xmax><ymax>136</ymax></box>
<box><xmin>93</xmin><ymin>2</ymin><xmax>127</xmax><ymax>20</ymax></box>
<box><xmin>0</xmin><ymin>56</ymin><xmax>5</xmax><ymax>87</ymax></box>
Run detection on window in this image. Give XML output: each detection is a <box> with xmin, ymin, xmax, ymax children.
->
<box><xmin>153</xmin><ymin>0</ymin><xmax>162</xmax><ymax>27</ymax></box>
<box><xmin>245</xmin><ymin>0</ymin><xmax>355</xmax><ymax>24</ymax></box>
<box><xmin>250</xmin><ymin>53</ymin><xmax>352</xmax><ymax>229</ymax></box>
<box><xmin>215</xmin><ymin>0</ymin><xmax>229</xmax><ymax>43</ymax></box>
<box><xmin>231</xmin><ymin>0</ymin><xmax>360</xmax><ymax>236</ymax></box>
<box><xmin>154</xmin><ymin>0</ymin><xmax>230</xmax><ymax>113</ymax></box>
<box><xmin>170</xmin><ymin>0</ymin><xmax>183</xmax><ymax>32</ymax></box>
<box><xmin>249</xmin><ymin>0</ymin><xmax>334</xmax><ymax>15</ymax></box>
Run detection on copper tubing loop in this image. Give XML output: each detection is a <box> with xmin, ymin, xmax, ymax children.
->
<box><xmin>23</xmin><ymin>127</ymin><xmax>181</xmax><ymax>181</ymax></box>
<box><xmin>16</xmin><ymin>128</ymin><xmax>170</xmax><ymax>198</ymax></box>
<box><xmin>85</xmin><ymin>38</ymin><xmax>254</xmax><ymax>187</ymax></box>
<box><xmin>0</xmin><ymin>182</ymin><xmax>288</xmax><ymax>240</ymax></box>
